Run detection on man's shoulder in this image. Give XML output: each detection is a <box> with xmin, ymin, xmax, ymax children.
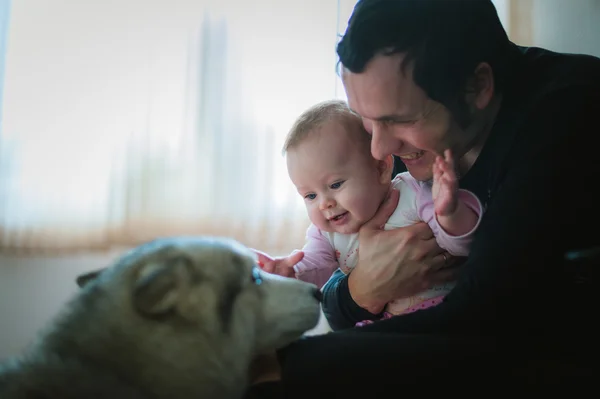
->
<box><xmin>515</xmin><ymin>46</ymin><xmax>600</xmax><ymax>101</ymax></box>
<box><xmin>500</xmin><ymin>46</ymin><xmax>600</xmax><ymax>142</ymax></box>
<box><xmin>480</xmin><ymin>48</ymin><xmax>600</xmax><ymax>201</ymax></box>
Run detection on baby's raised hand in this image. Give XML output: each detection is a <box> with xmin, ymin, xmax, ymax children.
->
<box><xmin>432</xmin><ymin>149</ymin><xmax>459</xmax><ymax>216</ymax></box>
<box><xmin>252</xmin><ymin>250</ymin><xmax>304</xmax><ymax>279</ymax></box>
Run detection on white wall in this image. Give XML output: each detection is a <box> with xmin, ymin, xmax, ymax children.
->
<box><xmin>0</xmin><ymin>252</ymin><xmax>121</xmax><ymax>359</ymax></box>
<box><xmin>532</xmin><ymin>0</ymin><xmax>600</xmax><ymax>57</ymax></box>
<box><xmin>492</xmin><ymin>0</ymin><xmax>511</xmax><ymax>34</ymax></box>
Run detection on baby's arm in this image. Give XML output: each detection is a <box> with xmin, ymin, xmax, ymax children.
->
<box><xmin>432</xmin><ymin>150</ymin><xmax>480</xmax><ymax>236</ymax></box>
<box><xmin>293</xmin><ymin>224</ymin><xmax>339</xmax><ymax>289</ymax></box>
<box><xmin>430</xmin><ymin>189</ymin><xmax>482</xmax><ymax>256</ymax></box>
<box><xmin>255</xmin><ymin>224</ymin><xmax>338</xmax><ymax>289</ymax></box>
<box><xmin>404</xmin><ymin>150</ymin><xmax>483</xmax><ymax>256</ymax></box>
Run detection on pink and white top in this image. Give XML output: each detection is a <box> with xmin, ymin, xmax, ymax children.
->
<box><xmin>293</xmin><ymin>172</ymin><xmax>483</xmax><ymax>315</ymax></box>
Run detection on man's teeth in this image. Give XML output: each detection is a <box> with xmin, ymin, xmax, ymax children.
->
<box><xmin>400</xmin><ymin>151</ymin><xmax>424</xmax><ymax>160</ymax></box>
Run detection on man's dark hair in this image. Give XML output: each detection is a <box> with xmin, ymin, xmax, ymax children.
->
<box><xmin>337</xmin><ymin>0</ymin><xmax>517</xmax><ymax>124</ymax></box>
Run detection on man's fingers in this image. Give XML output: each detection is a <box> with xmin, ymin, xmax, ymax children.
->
<box><xmin>429</xmin><ymin>265</ymin><xmax>460</xmax><ymax>285</ymax></box>
<box><xmin>363</xmin><ymin>188</ymin><xmax>400</xmax><ymax>230</ymax></box>
<box><xmin>429</xmin><ymin>251</ymin><xmax>455</xmax><ymax>272</ymax></box>
<box><xmin>408</xmin><ymin>221</ymin><xmax>436</xmax><ymax>240</ymax></box>
<box><xmin>428</xmin><ymin>253</ymin><xmax>467</xmax><ymax>284</ymax></box>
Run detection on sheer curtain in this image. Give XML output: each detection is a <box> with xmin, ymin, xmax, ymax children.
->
<box><xmin>0</xmin><ymin>0</ymin><xmax>356</xmax><ymax>255</ymax></box>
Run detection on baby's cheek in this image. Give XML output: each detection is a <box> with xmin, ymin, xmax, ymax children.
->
<box><xmin>308</xmin><ymin>207</ymin><xmax>327</xmax><ymax>229</ymax></box>
<box><xmin>351</xmin><ymin>193</ymin><xmax>380</xmax><ymax>222</ymax></box>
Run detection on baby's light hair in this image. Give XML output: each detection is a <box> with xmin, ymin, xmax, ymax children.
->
<box><xmin>282</xmin><ymin>99</ymin><xmax>370</xmax><ymax>155</ymax></box>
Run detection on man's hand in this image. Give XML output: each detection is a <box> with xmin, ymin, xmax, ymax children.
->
<box><xmin>253</xmin><ymin>250</ymin><xmax>304</xmax><ymax>278</ymax></box>
<box><xmin>348</xmin><ymin>189</ymin><xmax>459</xmax><ymax>314</ymax></box>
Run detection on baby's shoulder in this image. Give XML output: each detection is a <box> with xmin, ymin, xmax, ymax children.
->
<box><xmin>391</xmin><ymin>171</ymin><xmax>420</xmax><ymax>192</ymax></box>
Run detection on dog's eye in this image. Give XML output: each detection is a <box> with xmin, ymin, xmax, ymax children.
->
<box><xmin>251</xmin><ymin>267</ymin><xmax>263</xmax><ymax>286</ymax></box>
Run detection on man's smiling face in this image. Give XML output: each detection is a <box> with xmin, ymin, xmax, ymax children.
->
<box><xmin>342</xmin><ymin>53</ymin><xmax>467</xmax><ymax>181</ymax></box>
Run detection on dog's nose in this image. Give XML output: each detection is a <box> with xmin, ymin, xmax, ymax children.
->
<box><xmin>313</xmin><ymin>288</ymin><xmax>322</xmax><ymax>303</ymax></box>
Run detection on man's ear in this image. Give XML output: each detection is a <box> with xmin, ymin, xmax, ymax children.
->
<box><xmin>464</xmin><ymin>62</ymin><xmax>495</xmax><ymax>111</ymax></box>
<box><xmin>133</xmin><ymin>253</ymin><xmax>195</xmax><ymax>317</ymax></box>
<box><xmin>76</xmin><ymin>268</ymin><xmax>106</xmax><ymax>288</ymax></box>
<box><xmin>377</xmin><ymin>154</ymin><xmax>395</xmax><ymax>184</ymax></box>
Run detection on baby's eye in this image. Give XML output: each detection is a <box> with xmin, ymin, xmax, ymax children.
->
<box><xmin>304</xmin><ymin>193</ymin><xmax>316</xmax><ymax>200</ymax></box>
<box><xmin>330</xmin><ymin>181</ymin><xmax>344</xmax><ymax>190</ymax></box>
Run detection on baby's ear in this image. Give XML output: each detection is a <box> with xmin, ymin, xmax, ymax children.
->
<box><xmin>377</xmin><ymin>155</ymin><xmax>394</xmax><ymax>184</ymax></box>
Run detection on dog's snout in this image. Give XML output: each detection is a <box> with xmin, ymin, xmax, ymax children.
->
<box><xmin>313</xmin><ymin>288</ymin><xmax>322</xmax><ymax>303</ymax></box>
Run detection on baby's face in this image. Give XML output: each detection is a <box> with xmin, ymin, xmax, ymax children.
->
<box><xmin>286</xmin><ymin>121</ymin><xmax>390</xmax><ymax>235</ymax></box>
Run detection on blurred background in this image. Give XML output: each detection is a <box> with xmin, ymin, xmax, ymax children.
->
<box><xmin>0</xmin><ymin>0</ymin><xmax>599</xmax><ymax>358</ymax></box>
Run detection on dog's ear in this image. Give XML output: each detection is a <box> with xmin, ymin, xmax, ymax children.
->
<box><xmin>133</xmin><ymin>254</ymin><xmax>194</xmax><ymax>316</ymax></box>
<box><xmin>76</xmin><ymin>268</ymin><xmax>106</xmax><ymax>288</ymax></box>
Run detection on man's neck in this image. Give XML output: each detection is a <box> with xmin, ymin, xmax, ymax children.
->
<box><xmin>457</xmin><ymin>94</ymin><xmax>503</xmax><ymax>177</ymax></box>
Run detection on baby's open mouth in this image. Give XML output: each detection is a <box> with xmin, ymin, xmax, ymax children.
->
<box><xmin>329</xmin><ymin>212</ymin><xmax>348</xmax><ymax>221</ymax></box>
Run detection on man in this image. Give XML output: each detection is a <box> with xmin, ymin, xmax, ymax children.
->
<box><xmin>247</xmin><ymin>0</ymin><xmax>600</xmax><ymax>396</ymax></box>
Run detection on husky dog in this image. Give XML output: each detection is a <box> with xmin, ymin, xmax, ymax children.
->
<box><xmin>0</xmin><ymin>236</ymin><xmax>322</xmax><ymax>398</ymax></box>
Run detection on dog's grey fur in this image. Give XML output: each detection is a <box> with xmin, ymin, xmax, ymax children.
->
<box><xmin>0</xmin><ymin>237</ymin><xmax>321</xmax><ymax>398</ymax></box>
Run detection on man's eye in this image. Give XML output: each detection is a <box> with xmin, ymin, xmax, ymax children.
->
<box><xmin>304</xmin><ymin>193</ymin><xmax>316</xmax><ymax>200</ymax></box>
<box><xmin>383</xmin><ymin>119</ymin><xmax>414</xmax><ymax>126</ymax></box>
<box><xmin>330</xmin><ymin>181</ymin><xmax>344</xmax><ymax>189</ymax></box>
<box><xmin>251</xmin><ymin>267</ymin><xmax>263</xmax><ymax>286</ymax></box>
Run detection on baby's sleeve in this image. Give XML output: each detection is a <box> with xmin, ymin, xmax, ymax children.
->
<box><xmin>293</xmin><ymin>224</ymin><xmax>339</xmax><ymax>289</ymax></box>
<box><xmin>417</xmin><ymin>186</ymin><xmax>483</xmax><ymax>256</ymax></box>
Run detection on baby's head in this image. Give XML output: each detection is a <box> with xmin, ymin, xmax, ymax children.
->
<box><xmin>283</xmin><ymin>100</ymin><xmax>393</xmax><ymax>235</ymax></box>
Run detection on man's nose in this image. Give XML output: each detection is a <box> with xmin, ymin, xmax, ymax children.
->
<box><xmin>362</xmin><ymin>118</ymin><xmax>373</xmax><ymax>134</ymax></box>
<box><xmin>371</xmin><ymin>124</ymin><xmax>401</xmax><ymax>161</ymax></box>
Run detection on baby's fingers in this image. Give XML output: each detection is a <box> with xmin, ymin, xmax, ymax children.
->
<box><xmin>284</xmin><ymin>250</ymin><xmax>304</xmax><ymax>267</ymax></box>
<box><xmin>440</xmin><ymin>154</ymin><xmax>457</xmax><ymax>181</ymax></box>
<box><xmin>433</xmin><ymin>156</ymin><xmax>443</xmax><ymax>177</ymax></box>
<box><xmin>443</xmin><ymin>149</ymin><xmax>456</xmax><ymax>171</ymax></box>
<box><xmin>253</xmin><ymin>250</ymin><xmax>274</xmax><ymax>268</ymax></box>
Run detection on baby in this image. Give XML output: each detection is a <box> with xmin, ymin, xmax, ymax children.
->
<box><xmin>257</xmin><ymin>100</ymin><xmax>482</xmax><ymax>320</ymax></box>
